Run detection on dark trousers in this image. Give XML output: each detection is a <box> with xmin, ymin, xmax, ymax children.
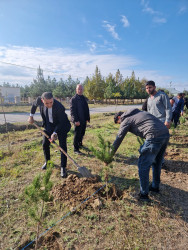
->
<box><xmin>172</xmin><ymin>111</ymin><xmax>180</xmax><ymax>128</ymax></box>
<box><xmin>74</xmin><ymin>122</ymin><xmax>86</xmax><ymax>151</ymax></box>
<box><xmin>42</xmin><ymin>130</ymin><xmax>67</xmax><ymax>169</ymax></box>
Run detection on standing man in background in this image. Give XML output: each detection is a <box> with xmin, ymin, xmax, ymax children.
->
<box><xmin>171</xmin><ymin>93</ymin><xmax>184</xmax><ymax>127</ymax></box>
<box><xmin>70</xmin><ymin>84</ymin><xmax>90</xmax><ymax>154</ymax></box>
<box><xmin>28</xmin><ymin>92</ymin><xmax>71</xmax><ymax>178</ymax></box>
<box><xmin>145</xmin><ymin>81</ymin><xmax>172</xmax><ymax>167</ymax></box>
<box><xmin>145</xmin><ymin>81</ymin><xmax>172</xmax><ymax>128</ymax></box>
<box><xmin>182</xmin><ymin>93</ymin><xmax>188</xmax><ymax>109</ymax></box>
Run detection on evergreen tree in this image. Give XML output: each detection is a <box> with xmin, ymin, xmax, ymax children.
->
<box><xmin>104</xmin><ymin>73</ymin><xmax>116</xmax><ymax>101</ymax></box>
<box><xmin>84</xmin><ymin>66</ymin><xmax>105</xmax><ymax>100</ymax></box>
<box><xmin>115</xmin><ymin>69</ymin><xmax>123</xmax><ymax>86</ymax></box>
<box><xmin>24</xmin><ymin>162</ymin><xmax>54</xmax><ymax>249</ymax></box>
<box><xmin>65</xmin><ymin>75</ymin><xmax>79</xmax><ymax>97</ymax></box>
<box><xmin>90</xmin><ymin>134</ymin><xmax>114</xmax><ymax>198</ymax></box>
<box><xmin>29</xmin><ymin>66</ymin><xmax>49</xmax><ymax>97</ymax></box>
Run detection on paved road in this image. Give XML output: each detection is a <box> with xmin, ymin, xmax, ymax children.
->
<box><xmin>0</xmin><ymin>104</ymin><xmax>141</xmax><ymax>124</ymax></box>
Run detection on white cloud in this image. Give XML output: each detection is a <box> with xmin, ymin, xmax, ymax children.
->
<box><xmin>0</xmin><ymin>45</ymin><xmax>186</xmax><ymax>91</ymax></box>
<box><xmin>141</xmin><ymin>0</ymin><xmax>166</xmax><ymax>24</ymax></box>
<box><xmin>121</xmin><ymin>15</ymin><xmax>130</xmax><ymax>28</ymax></box>
<box><xmin>141</xmin><ymin>0</ymin><xmax>161</xmax><ymax>15</ymax></box>
<box><xmin>0</xmin><ymin>45</ymin><xmax>138</xmax><ymax>84</ymax></box>
<box><xmin>102</xmin><ymin>21</ymin><xmax>120</xmax><ymax>40</ymax></box>
<box><xmin>85</xmin><ymin>39</ymin><xmax>117</xmax><ymax>53</ymax></box>
<box><xmin>152</xmin><ymin>17</ymin><xmax>166</xmax><ymax>24</ymax></box>
<box><xmin>178</xmin><ymin>6</ymin><xmax>187</xmax><ymax>15</ymax></box>
<box><xmin>85</xmin><ymin>41</ymin><xmax>97</xmax><ymax>52</ymax></box>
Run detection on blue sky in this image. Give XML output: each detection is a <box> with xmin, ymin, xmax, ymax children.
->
<box><xmin>0</xmin><ymin>0</ymin><xmax>188</xmax><ymax>91</ymax></box>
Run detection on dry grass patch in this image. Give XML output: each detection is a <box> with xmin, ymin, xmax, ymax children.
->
<box><xmin>0</xmin><ymin>112</ymin><xmax>188</xmax><ymax>249</ymax></box>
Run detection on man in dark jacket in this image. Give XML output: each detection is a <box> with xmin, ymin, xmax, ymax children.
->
<box><xmin>112</xmin><ymin>109</ymin><xmax>169</xmax><ymax>202</ymax></box>
<box><xmin>70</xmin><ymin>84</ymin><xmax>90</xmax><ymax>154</ymax></box>
<box><xmin>171</xmin><ymin>93</ymin><xmax>184</xmax><ymax>127</ymax></box>
<box><xmin>28</xmin><ymin>92</ymin><xmax>71</xmax><ymax>178</ymax></box>
<box><xmin>182</xmin><ymin>93</ymin><xmax>188</xmax><ymax>109</ymax></box>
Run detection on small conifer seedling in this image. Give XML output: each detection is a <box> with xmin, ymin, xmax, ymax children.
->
<box><xmin>90</xmin><ymin>134</ymin><xmax>114</xmax><ymax>198</ymax></box>
<box><xmin>24</xmin><ymin>161</ymin><xmax>54</xmax><ymax>249</ymax></box>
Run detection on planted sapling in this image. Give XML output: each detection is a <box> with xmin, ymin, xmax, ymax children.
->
<box><xmin>24</xmin><ymin>161</ymin><xmax>54</xmax><ymax>249</ymax></box>
<box><xmin>90</xmin><ymin>134</ymin><xmax>114</xmax><ymax>198</ymax></box>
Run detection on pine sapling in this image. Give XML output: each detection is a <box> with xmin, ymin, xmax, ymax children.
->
<box><xmin>24</xmin><ymin>161</ymin><xmax>54</xmax><ymax>249</ymax></box>
<box><xmin>90</xmin><ymin>134</ymin><xmax>114</xmax><ymax>198</ymax></box>
<box><xmin>170</xmin><ymin>123</ymin><xmax>176</xmax><ymax>136</ymax></box>
<box><xmin>179</xmin><ymin>116</ymin><xmax>186</xmax><ymax>124</ymax></box>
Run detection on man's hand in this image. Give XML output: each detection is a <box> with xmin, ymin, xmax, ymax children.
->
<box><xmin>181</xmin><ymin>112</ymin><xmax>184</xmax><ymax>116</ymax></box>
<box><xmin>28</xmin><ymin>116</ymin><xmax>34</xmax><ymax>124</ymax></box>
<box><xmin>164</xmin><ymin>121</ymin><xmax>170</xmax><ymax>129</ymax></box>
<box><xmin>51</xmin><ymin>132</ymin><xmax>58</xmax><ymax>141</ymax></box>
<box><xmin>75</xmin><ymin>121</ymin><xmax>80</xmax><ymax>126</ymax></box>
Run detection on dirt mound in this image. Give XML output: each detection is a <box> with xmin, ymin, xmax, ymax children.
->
<box><xmin>18</xmin><ymin>232</ymin><xmax>62</xmax><ymax>250</ymax></box>
<box><xmin>18</xmin><ymin>175</ymin><xmax>122</xmax><ymax>250</ymax></box>
<box><xmin>52</xmin><ymin>174</ymin><xmax>122</xmax><ymax>210</ymax></box>
<box><xmin>37</xmin><ymin>232</ymin><xmax>62</xmax><ymax>250</ymax></box>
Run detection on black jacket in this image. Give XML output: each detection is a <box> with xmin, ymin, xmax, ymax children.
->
<box><xmin>70</xmin><ymin>94</ymin><xmax>90</xmax><ymax>123</ymax></box>
<box><xmin>31</xmin><ymin>97</ymin><xmax>71</xmax><ymax>134</ymax></box>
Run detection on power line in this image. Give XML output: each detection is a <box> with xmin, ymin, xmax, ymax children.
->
<box><xmin>0</xmin><ymin>60</ymin><xmax>69</xmax><ymax>75</ymax></box>
<box><xmin>0</xmin><ymin>60</ymin><xmax>85</xmax><ymax>78</ymax></box>
<box><xmin>0</xmin><ymin>60</ymin><xmax>38</xmax><ymax>71</ymax></box>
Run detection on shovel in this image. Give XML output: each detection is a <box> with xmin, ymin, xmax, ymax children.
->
<box><xmin>32</xmin><ymin>122</ymin><xmax>94</xmax><ymax>178</ymax></box>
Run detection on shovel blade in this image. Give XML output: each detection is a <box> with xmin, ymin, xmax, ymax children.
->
<box><xmin>78</xmin><ymin>166</ymin><xmax>94</xmax><ymax>178</ymax></box>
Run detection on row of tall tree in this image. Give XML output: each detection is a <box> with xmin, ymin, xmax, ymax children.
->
<box><xmin>19</xmin><ymin>66</ymin><xmax>149</xmax><ymax>100</ymax></box>
<box><xmin>2</xmin><ymin>66</ymin><xmax>175</xmax><ymax>100</ymax></box>
<box><xmin>84</xmin><ymin>66</ymin><xmax>148</xmax><ymax>100</ymax></box>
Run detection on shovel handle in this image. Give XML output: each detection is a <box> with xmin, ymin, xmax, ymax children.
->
<box><xmin>32</xmin><ymin>122</ymin><xmax>81</xmax><ymax>169</ymax></box>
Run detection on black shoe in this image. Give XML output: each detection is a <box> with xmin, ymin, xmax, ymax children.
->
<box><xmin>130</xmin><ymin>192</ymin><xmax>151</xmax><ymax>202</ymax></box>
<box><xmin>41</xmin><ymin>162</ymin><xmax>47</xmax><ymax>170</ymax></box>
<box><xmin>61</xmin><ymin>168</ymin><xmax>68</xmax><ymax>178</ymax></box>
<box><xmin>138</xmin><ymin>192</ymin><xmax>151</xmax><ymax>202</ymax></box>
<box><xmin>149</xmin><ymin>184</ymin><xmax>159</xmax><ymax>193</ymax></box>
<box><xmin>74</xmin><ymin>150</ymin><xmax>81</xmax><ymax>155</ymax></box>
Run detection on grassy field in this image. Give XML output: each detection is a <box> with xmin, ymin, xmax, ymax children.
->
<box><xmin>0</xmin><ymin>111</ymin><xmax>188</xmax><ymax>249</ymax></box>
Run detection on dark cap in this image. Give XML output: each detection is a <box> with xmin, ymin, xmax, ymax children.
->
<box><xmin>114</xmin><ymin>111</ymin><xmax>124</xmax><ymax>123</ymax></box>
<box><xmin>145</xmin><ymin>80</ymin><xmax>155</xmax><ymax>87</ymax></box>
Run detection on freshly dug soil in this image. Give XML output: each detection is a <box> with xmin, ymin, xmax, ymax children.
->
<box><xmin>17</xmin><ymin>232</ymin><xmax>62</xmax><ymax>250</ymax></box>
<box><xmin>52</xmin><ymin>174</ymin><xmax>122</xmax><ymax>210</ymax></box>
<box><xmin>18</xmin><ymin>175</ymin><xmax>122</xmax><ymax>250</ymax></box>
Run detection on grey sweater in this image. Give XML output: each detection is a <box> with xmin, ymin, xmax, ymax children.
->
<box><xmin>112</xmin><ymin>109</ymin><xmax>169</xmax><ymax>153</ymax></box>
<box><xmin>147</xmin><ymin>91</ymin><xmax>172</xmax><ymax>123</ymax></box>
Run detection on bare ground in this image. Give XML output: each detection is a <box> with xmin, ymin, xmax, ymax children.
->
<box><xmin>0</xmin><ymin>115</ymin><xmax>188</xmax><ymax>249</ymax></box>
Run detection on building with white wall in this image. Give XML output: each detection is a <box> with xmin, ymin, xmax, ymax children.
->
<box><xmin>0</xmin><ymin>87</ymin><xmax>20</xmax><ymax>104</ymax></box>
